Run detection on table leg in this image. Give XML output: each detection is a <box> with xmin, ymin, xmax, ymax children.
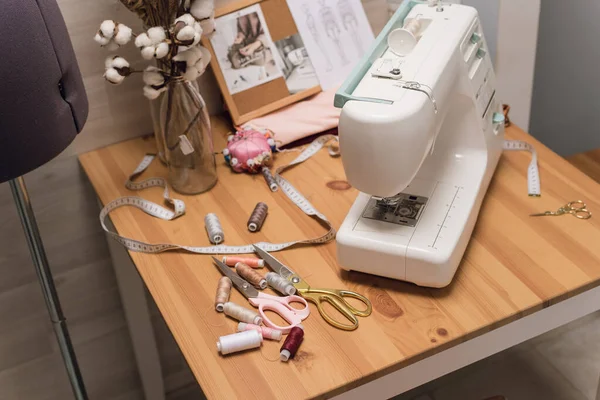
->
<box><xmin>104</xmin><ymin>216</ymin><xmax>166</xmax><ymax>400</ymax></box>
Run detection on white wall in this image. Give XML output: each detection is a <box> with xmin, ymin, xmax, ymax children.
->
<box><xmin>530</xmin><ymin>0</ymin><xmax>600</xmax><ymax>156</ymax></box>
<box><xmin>464</xmin><ymin>0</ymin><xmax>540</xmax><ymax>130</ymax></box>
<box><xmin>495</xmin><ymin>0</ymin><xmax>540</xmax><ymax>130</ymax></box>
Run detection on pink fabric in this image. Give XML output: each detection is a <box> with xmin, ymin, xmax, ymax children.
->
<box><xmin>243</xmin><ymin>87</ymin><xmax>340</xmax><ymax>146</ymax></box>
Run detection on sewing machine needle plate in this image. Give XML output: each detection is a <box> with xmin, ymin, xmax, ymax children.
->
<box><xmin>362</xmin><ymin>193</ymin><xmax>428</xmax><ymax>227</ymax></box>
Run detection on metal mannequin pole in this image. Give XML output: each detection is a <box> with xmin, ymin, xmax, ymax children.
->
<box><xmin>9</xmin><ymin>176</ymin><xmax>88</xmax><ymax>400</ymax></box>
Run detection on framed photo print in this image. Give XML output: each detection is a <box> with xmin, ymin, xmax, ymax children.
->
<box><xmin>204</xmin><ymin>0</ymin><xmax>322</xmax><ymax>125</ymax></box>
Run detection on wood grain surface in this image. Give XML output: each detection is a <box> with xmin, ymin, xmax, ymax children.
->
<box><xmin>79</xmin><ymin>116</ymin><xmax>600</xmax><ymax>400</ymax></box>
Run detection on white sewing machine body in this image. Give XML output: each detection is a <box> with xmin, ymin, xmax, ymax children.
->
<box><xmin>335</xmin><ymin>1</ymin><xmax>505</xmax><ymax>287</ymax></box>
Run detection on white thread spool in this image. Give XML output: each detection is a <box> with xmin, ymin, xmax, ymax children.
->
<box><xmin>387</xmin><ymin>17</ymin><xmax>421</xmax><ymax>56</ymax></box>
<box><xmin>204</xmin><ymin>213</ymin><xmax>224</xmax><ymax>244</ymax></box>
<box><xmin>266</xmin><ymin>272</ymin><xmax>296</xmax><ymax>296</ymax></box>
<box><xmin>217</xmin><ymin>330</ymin><xmax>263</xmax><ymax>355</ymax></box>
<box><xmin>223</xmin><ymin>302</ymin><xmax>263</xmax><ymax>325</ymax></box>
<box><xmin>238</xmin><ymin>322</ymin><xmax>283</xmax><ymax>341</ymax></box>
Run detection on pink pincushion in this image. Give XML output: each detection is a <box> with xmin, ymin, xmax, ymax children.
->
<box><xmin>223</xmin><ymin>129</ymin><xmax>275</xmax><ymax>173</ymax></box>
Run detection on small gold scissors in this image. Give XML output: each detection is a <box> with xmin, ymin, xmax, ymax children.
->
<box><xmin>530</xmin><ymin>200</ymin><xmax>592</xmax><ymax>219</ymax></box>
<box><xmin>253</xmin><ymin>245</ymin><xmax>372</xmax><ymax>331</ymax></box>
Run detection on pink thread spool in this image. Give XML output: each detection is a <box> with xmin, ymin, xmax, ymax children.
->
<box><xmin>222</xmin><ymin>256</ymin><xmax>264</xmax><ymax>269</ymax></box>
<box><xmin>238</xmin><ymin>322</ymin><xmax>283</xmax><ymax>341</ymax></box>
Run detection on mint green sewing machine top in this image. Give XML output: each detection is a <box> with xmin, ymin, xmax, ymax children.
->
<box><xmin>334</xmin><ymin>0</ymin><xmax>426</xmax><ymax>108</ymax></box>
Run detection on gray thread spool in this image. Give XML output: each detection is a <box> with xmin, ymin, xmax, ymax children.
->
<box><xmin>204</xmin><ymin>213</ymin><xmax>224</xmax><ymax>244</ymax></box>
<box><xmin>247</xmin><ymin>202</ymin><xmax>268</xmax><ymax>232</ymax></box>
<box><xmin>266</xmin><ymin>272</ymin><xmax>296</xmax><ymax>296</ymax></box>
<box><xmin>261</xmin><ymin>167</ymin><xmax>278</xmax><ymax>192</ymax></box>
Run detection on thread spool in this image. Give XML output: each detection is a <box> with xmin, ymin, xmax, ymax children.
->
<box><xmin>222</xmin><ymin>256</ymin><xmax>265</xmax><ymax>269</ymax></box>
<box><xmin>387</xmin><ymin>17</ymin><xmax>421</xmax><ymax>56</ymax></box>
<box><xmin>280</xmin><ymin>326</ymin><xmax>304</xmax><ymax>362</ymax></box>
<box><xmin>238</xmin><ymin>322</ymin><xmax>283</xmax><ymax>341</ymax></box>
<box><xmin>223</xmin><ymin>302</ymin><xmax>263</xmax><ymax>325</ymax></box>
<box><xmin>204</xmin><ymin>213</ymin><xmax>224</xmax><ymax>244</ymax></box>
<box><xmin>247</xmin><ymin>202</ymin><xmax>268</xmax><ymax>232</ymax></box>
<box><xmin>235</xmin><ymin>262</ymin><xmax>267</xmax><ymax>289</ymax></box>
<box><xmin>217</xmin><ymin>330</ymin><xmax>263</xmax><ymax>355</ymax></box>
<box><xmin>262</xmin><ymin>167</ymin><xmax>278</xmax><ymax>192</ymax></box>
<box><xmin>214</xmin><ymin>276</ymin><xmax>232</xmax><ymax>312</ymax></box>
<box><xmin>266</xmin><ymin>272</ymin><xmax>296</xmax><ymax>296</ymax></box>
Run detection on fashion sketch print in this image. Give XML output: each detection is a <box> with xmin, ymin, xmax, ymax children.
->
<box><xmin>337</xmin><ymin>0</ymin><xmax>364</xmax><ymax>57</ymax></box>
<box><xmin>317</xmin><ymin>0</ymin><xmax>349</xmax><ymax>66</ymax></box>
<box><xmin>301</xmin><ymin>3</ymin><xmax>333</xmax><ymax>72</ymax></box>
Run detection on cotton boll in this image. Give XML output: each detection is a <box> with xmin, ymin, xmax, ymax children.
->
<box><xmin>94</xmin><ymin>32</ymin><xmax>110</xmax><ymax>46</ymax></box>
<box><xmin>176</xmin><ymin>26</ymin><xmax>196</xmax><ymax>42</ymax></box>
<box><xmin>143</xmin><ymin>66</ymin><xmax>165</xmax><ymax>86</ymax></box>
<box><xmin>199</xmin><ymin>15</ymin><xmax>216</xmax><ymax>37</ymax></box>
<box><xmin>114</xmin><ymin>24</ymin><xmax>133</xmax><ymax>45</ymax></box>
<box><xmin>193</xmin><ymin>56</ymin><xmax>210</xmax><ymax>76</ymax></box>
<box><xmin>175</xmin><ymin>13</ymin><xmax>196</xmax><ymax>27</ymax></box>
<box><xmin>104</xmin><ymin>56</ymin><xmax>115</xmax><ymax>69</ymax></box>
<box><xmin>154</xmin><ymin>42</ymin><xmax>170</xmax><ymax>59</ymax></box>
<box><xmin>174</xmin><ymin>46</ymin><xmax>203</xmax><ymax>65</ymax></box>
<box><xmin>105</xmin><ymin>41</ymin><xmax>120</xmax><ymax>51</ymax></box>
<box><xmin>190</xmin><ymin>0</ymin><xmax>214</xmax><ymax>20</ymax></box>
<box><xmin>111</xmin><ymin>56</ymin><xmax>129</xmax><ymax>69</ymax></box>
<box><xmin>198</xmin><ymin>45</ymin><xmax>212</xmax><ymax>62</ymax></box>
<box><xmin>143</xmin><ymin>85</ymin><xmax>166</xmax><ymax>100</ymax></box>
<box><xmin>141</xmin><ymin>46</ymin><xmax>155</xmax><ymax>60</ymax></box>
<box><xmin>147</xmin><ymin>27</ymin><xmax>166</xmax><ymax>45</ymax></box>
<box><xmin>193</xmin><ymin>22</ymin><xmax>203</xmax><ymax>35</ymax></box>
<box><xmin>183</xmin><ymin>67</ymin><xmax>200</xmax><ymax>82</ymax></box>
<box><xmin>135</xmin><ymin>33</ymin><xmax>152</xmax><ymax>48</ymax></box>
<box><xmin>105</xmin><ymin>68</ymin><xmax>124</xmax><ymax>84</ymax></box>
<box><xmin>192</xmin><ymin>32</ymin><xmax>201</xmax><ymax>46</ymax></box>
<box><xmin>100</xmin><ymin>20</ymin><xmax>116</xmax><ymax>38</ymax></box>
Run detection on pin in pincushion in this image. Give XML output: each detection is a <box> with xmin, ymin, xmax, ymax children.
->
<box><xmin>223</xmin><ymin>128</ymin><xmax>277</xmax><ymax>173</ymax></box>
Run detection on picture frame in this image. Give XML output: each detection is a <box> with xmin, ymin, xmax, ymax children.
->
<box><xmin>204</xmin><ymin>0</ymin><xmax>322</xmax><ymax>125</ymax></box>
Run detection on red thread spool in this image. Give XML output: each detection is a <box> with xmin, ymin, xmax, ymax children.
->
<box><xmin>280</xmin><ymin>326</ymin><xmax>304</xmax><ymax>362</ymax></box>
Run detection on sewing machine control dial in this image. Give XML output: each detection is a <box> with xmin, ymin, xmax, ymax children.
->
<box><xmin>470</xmin><ymin>32</ymin><xmax>481</xmax><ymax>44</ymax></box>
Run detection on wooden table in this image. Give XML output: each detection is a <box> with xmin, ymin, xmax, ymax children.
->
<box><xmin>79</xmin><ymin>116</ymin><xmax>600</xmax><ymax>400</ymax></box>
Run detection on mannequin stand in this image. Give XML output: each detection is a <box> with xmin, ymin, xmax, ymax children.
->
<box><xmin>9</xmin><ymin>176</ymin><xmax>88</xmax><ymax>400</ymax></box>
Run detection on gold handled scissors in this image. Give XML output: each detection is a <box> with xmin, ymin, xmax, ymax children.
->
<box><xmin>253</xmin><ymin>245</ymin><xmax>372</xmax><ymax>331</ymax></box>
<box><xmin>530</xmin><ymin>200</ymin><xmax>592</xmax><ymax>219</ymax></box>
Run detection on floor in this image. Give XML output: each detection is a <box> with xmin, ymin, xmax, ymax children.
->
<box><xmin>164</xmin><ymin>312</ymin><xmax>600</xmax><ymax>400</ymax></box>
<box><xmin>388</xmin><ymin>311</ymin><xmax>600</xmax><ymax>400</ymax></box>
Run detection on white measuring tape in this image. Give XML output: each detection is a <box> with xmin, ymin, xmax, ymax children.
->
<box><xmin>99</xmin><ymin>135</ymin><xmax>338</xmax><ymax>254</ymax></box>
<box><xmin>503</xmin><ymin>140</ymin><xmax>541</xmax><ymax>196</ymax></box>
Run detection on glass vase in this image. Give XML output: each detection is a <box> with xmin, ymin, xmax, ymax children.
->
<box><xmin>160</xmin><ymin>80</ymin><xmax>218</xmax><ymax>194</ymax></box>
<box><xmin>149</xmin><ymin>95</ymin><xmax>167</xmax><ymax>164</ymax></box>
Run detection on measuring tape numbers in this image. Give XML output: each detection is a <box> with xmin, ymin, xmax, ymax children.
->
<box><xmin>100</xmin><ymin>135</ymin><xmax>339</xmax><ymax>254</ymax></box>
<box><xmin>503</xmin><ymin>140</ymin><xmax>541</xmax><ymax>197</ymax></box>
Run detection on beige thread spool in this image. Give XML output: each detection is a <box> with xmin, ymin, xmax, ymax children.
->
<box><xmin>266</xmin><ymin>272</ymin><xmax>296</xmax><ymax>296</ymax></box>
<box><xmin>217</xmin><ymin>330</ymin><xmax>263</xmax><ymax>355</ymax></box>
<box><xmin>247</xmin><ymin>202</ymin><xmax>268</xmax><ymax>232</ymax></box>
<box><xmin>214</xmin><ymin>276</ymin><xmax>232</xmax><ymax>312</ymax></box>
<box><xmin>223</xmin><ymin>302</ymin><xmax>263</xmax><ymax>325</ymax></box>
<box><xmin>236</xmin><ymin>262</ymin><xmax>267</xmax><ymax>289</ymax></box>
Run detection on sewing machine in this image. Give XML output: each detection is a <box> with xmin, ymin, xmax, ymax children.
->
<box><xmin>334</xmin><ymin>1</ymin><xmax>505</xmax><ymax>287</ymax></box>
